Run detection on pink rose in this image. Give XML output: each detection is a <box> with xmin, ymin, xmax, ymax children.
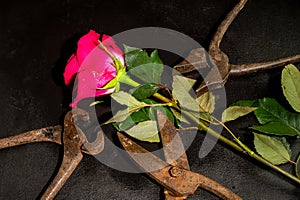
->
<box><xmin>63</xmin><ymin>30</ymin><xmax>124</xmax><ymax>107</ymax></box>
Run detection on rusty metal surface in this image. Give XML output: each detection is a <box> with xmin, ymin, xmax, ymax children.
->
<box><xmin>117</xmin><ymin>130</ymin><xmax>242</xmax><ymax>199</ymax></box>
<box><xmin>174</xmin><ymin>0</ymin><xmax>300</xmax><ymax>96</ymax></box>
<box><xmin>0</xmin><ymin>125</ymin><xmax>62</xmax><ymax>149</ymax></box>
<box><xmin>40</xmin><ymin>109</ymin><xmax>86</xmax><ymax>199</ymax></box>
<box><xmin>118</xmin><ymin>111</ymin><xmax>242</xmax><ymax>199</ymax></box>
<box><xmin>157</xmin><ymin>110</ymin><xmax>190</xmax><ymax>200</ymax></box>
<box><xmin>157</xmin><ymin>111</ymin><xmax>189</xmax><ymax>170</ymax></box>
<box><xmin>40</xmin><ymin>109</ymin><xmax>105</xmax><ymax>199</ymax></box>
<box><xmin>0</xmin><ymin>109</ymin><xmax>105</xmax><ymax>199</ymax></box>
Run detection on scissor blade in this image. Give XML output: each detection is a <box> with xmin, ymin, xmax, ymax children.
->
<box><xmin>117</xmin><ymin>132</ymin><xmax>169</xmax><ymax>172</ymax></box>
<box><xmin>118</xmin><ymin>132</ymin><xmax>194</xmax><ymax>197</ymax></box>
<box><xmin>157</xmin><ymin>110</ymin><xmax>190</xmax><ymax>170</ymax></box>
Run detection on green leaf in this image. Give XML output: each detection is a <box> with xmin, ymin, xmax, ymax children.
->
<box><xmin>172</xmin><ymin>75</ymin><xmax>199</xmax><ymax>112</ymax></box>
<box><xmin>141</xmin><ymin>98</ymin><xmax>176</xmax><ymax>126</ymax></box>
<box><xmin>222</xmin><ymin>106</ymin><xmax>257</xmax><ymax>122</ymax></box>
<box><xmin>184</xmin><ymin>76</ymin><xmax>198</xmax><ymax>87</ymax></box>
<box><xmin>125</xmin><ymin>120</ymin><xmax>160</xmax><ymax>142</ymax></box>
<box><xmin>118</xmin><ymin>108</ymin><xmax>150</xmax><ymax>131</ymax></box>
<box><xmin>105</xmin><ymin>92</ymin><xmax>149</xmax><ymax>125</ymax></box>
<box><xmin>251</xmin><ymin>122</ymin><xmax>299</xmax><ymax>136</ymax></box>
<box><xmin>276</xmin><ymin>136</ymin><xmax>292</xmax><ymax>156</ymax></box>
<box><xmin>104</xmin><ymin>109</ymin><xmax>132</xmax><ymax>124</ymax></box>
<box><xmin>230</xmin><ymin>99</ymin><xmax>258</xmax><ymax>107</ymax></box>
<box><xmin>124</xmin><ymin>45</ymin><xmax>163</xmax><ymax>83</ymax></box>
<box><xmin>111</xmin><ymin>91</ymin><xmax>146</xmax><ymax>108</ymax></box>
<box><xmin>123</xmin><ymin>45</ymin><xmax>144</xmax><ymax>71</ymax></box>
<box><xmin>112</xmin><ymin>122</ymin><xmax>121</xmax><ymax>131</ymax></box>
<box><xmin>116</xmin><ymin>97</ymin><xmax>174</xmax><ymax>131</ymax></box>
<box><xmin>107</xmin><ymin>93</ymin><xmax>172</xmax><ymax>127</ymax></box>
<box><xmin>123</xmin><ymin>45</ymin><xmax>140</xmax><ymax>54</ymax></box>
<box><xmin>170</xmin><ymin>107</ymin><xmax>190</xmax><ymax>124</ymax></box>
<box><xmin>141</xmin><ymin>98</ymin><xmax>158</xmax><ymax>104</ymax></box>
<box><xmin>149</xmin><ymin>106</ymin><xmax>174</xmax><ymax>124</ymax></box>
<box><xmin>196</xmin><ymin>91</ymin><xmax>215</xmax><ymax>114</ymax></box>
<box><xmin>129</xmin><ymin>63</ymin><xmax>163</xmax><ymax>84</ymax></box>
<box><xmin>130</xmin><ymin>83</ymin><xmax>160</xmax><ymax>100</ymax></box>
<box><xmin>282</xmin><ymin>64</ymin><xmax>300</xmax><ymax>112</ymax></box>
<box><xmin>150</xmin><ymin>50</ymin><xmax>163</xmax><ymax>65</ymax></box>
<box><xmin>253</xmin><ymin>133</ymin><xmax>291</xmax><ymax>165</ymax></box>
<box><xmin>252</xmin><ymin>98</ymin><xmax>300</xmax><ymax>136</ymax></box>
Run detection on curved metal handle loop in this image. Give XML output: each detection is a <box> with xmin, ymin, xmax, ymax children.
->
<box><xmin>80</xmin><ymin>126</ymin><xmax>104</xmax><ymax>155</ymax></box>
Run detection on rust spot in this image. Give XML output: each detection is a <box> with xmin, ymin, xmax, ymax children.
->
<box><xmin>43</xmin><ymin>128</ymin><xmax>54</xmax><ymax>138</ymax></box>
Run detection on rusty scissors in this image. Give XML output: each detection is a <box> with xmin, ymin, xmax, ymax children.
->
<box><xmin>118</xmin><ymin>111</ymin><xmax>242</xmax><ymax>200</ymax></box>
<box><xmin>174</xmin><ymin>0</ymin><xmax>300</xmax><ymax>96</ymax></box>
<box><xmin>0</xmin><ymin>108</ymin><xmax>104</xmax><ymax>199</ymax></box>
<box><xmin>0</xmin><ymin>109</ymin><xmax>239</xmax><ymax>200</ymax></box>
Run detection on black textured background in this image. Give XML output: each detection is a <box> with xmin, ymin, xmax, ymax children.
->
<box><xmin>1</xmin><ymin>0</ymin><xmax>300</xmax><ymax>199</ymax></box>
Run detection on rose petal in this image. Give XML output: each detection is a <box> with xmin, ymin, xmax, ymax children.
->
<box><xmin>94</xmin><ymin>68</ymin><xmax>116</xmax><ymax>88</ymax></box>
<box><xmin>102</xmin><ymin>34</ymin><xmax>124</xmax><ymax>65</ymax></box>
<box><xmin>95</xmin><ymin>87</ymin><xmax>115</xmax><ymax>97</ymax></box>
<box><xmin>64</xmin><ymin>30</ymin><xmax>125</xmax><ymax>107</ymax></box>
<box><xmin>78</xmin><ymin>43</ymin><xmax>117</xmax><ymax>88</ymax></box>
<box><xmin>76</xmin><ymin>30</ymin><xmax>100</xmax><ymax>65</ymax></box>
<box><xmin>71</xmin><ymin>87</ymin><xmax>115</xmax><ymax>107</ymax></box>
<box><xmin>63</xmin><ymin>54</ymin><xmax>80</xmax><ymax>85</ymax></box>
<box><xmin>71</xmin><ymin>70</ymin><xmax>115</xmax><ymax>107</ymax></box>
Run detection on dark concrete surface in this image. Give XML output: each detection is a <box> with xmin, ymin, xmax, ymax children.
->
<box><xmin>1</xmin><ymin>0</ymin><xmax>300</xmax><ymax>199</ymax></box>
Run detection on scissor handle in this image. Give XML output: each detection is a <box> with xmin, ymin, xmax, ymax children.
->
<box><xmin>0</xmin><ymin>125</ymin><xmax>62</xmax><ymax>150</ymax></box>
<box><xmin>41</xmin><ymin>109</ymin><xmax>87</xmax><ymax>199</ymax></box>
<box><xmin>152</xmin><ymin>165</ymin><xmax>241</xmax><ymax>200</ymax></box>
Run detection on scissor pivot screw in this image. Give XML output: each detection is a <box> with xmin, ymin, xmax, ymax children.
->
<box><xmin>169</xmin><ymin>166</ymin><xmax>183</xmax><ymax>177</ymax></box>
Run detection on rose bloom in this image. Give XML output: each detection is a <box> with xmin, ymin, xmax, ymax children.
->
<box><xmin>63</xmin><ymin>30</ymin><xmax>124</xmax><ymax>107</ymax></box>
